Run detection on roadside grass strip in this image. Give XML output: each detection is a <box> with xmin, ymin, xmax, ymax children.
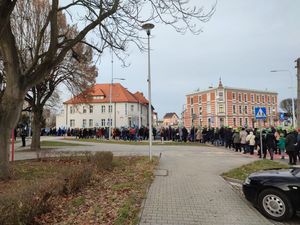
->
<box><xmin>0</xmin><ymin>155</ymin><xmax>158</xmax><ymax>225</ymax></box>
<box><xmin>222</xmin><ymin>160</ymin><xmax>289</xmax><ymax>181</ymax></box>
<box><xmin>64</xmin><ymin>137</ymin><xmax>209</xmax><ymax>146</ymax></box>
<box><xmin>41</xmin><ymin>140</ymin><xmax>87</xmax><ymax>147</ymax></box>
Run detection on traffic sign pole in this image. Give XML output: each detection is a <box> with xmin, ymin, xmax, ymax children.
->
<box><xmin>260</xmin><ymin>120</ymin><xmax>263</xmax><ymax>158</ymax></box>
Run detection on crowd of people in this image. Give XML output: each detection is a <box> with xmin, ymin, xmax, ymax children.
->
<box><xmin>37</xmin><ymin>124</ymin><xmax>300</xmax><ymax>165</ymax></box>
<box><xmin>190</xmin><ymin>126</ymin><xmax>300</xmax><ymax>165</ymax></box>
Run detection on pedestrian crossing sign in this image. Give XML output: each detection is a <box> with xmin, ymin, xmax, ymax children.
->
<box><xmin>255</xmin><ymin>107</ymin><xmax>267</xmax><ymax>120</ymax></box>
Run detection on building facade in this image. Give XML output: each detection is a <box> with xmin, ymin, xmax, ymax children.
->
<box><xmin>56</xmin><ymin>83</ymin><xmax>152</xmax><ymax>129</ymax></box>
<box><xmin>163</xmin><ymin>112</ymin><xmax>179</xmax><ymax>127</ymax></box>
<box><xmin>184</xmin><ymin>80</ymin><xmax>278</xmax><ymax>129</ymax></box>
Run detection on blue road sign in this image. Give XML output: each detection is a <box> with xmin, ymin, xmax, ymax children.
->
<box><xmin>279</xmin><ymin>113</ymin><xmax>285</xmax><ymax>121</ymax></box>
<box><xmin>255</xmin><ymin>107</ymin><xmax>267</xmax><ymax>120</ymax></box>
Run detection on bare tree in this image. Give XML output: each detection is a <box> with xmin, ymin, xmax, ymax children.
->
<box><xmin>280</xmin><ymin>98</ymin><xmax>297</xmax><ymax>118</ymax></box>
<box><xmin>0</xmin><ymin>0</ymin><xmax>215</xmax><ymax>179</ymax></box>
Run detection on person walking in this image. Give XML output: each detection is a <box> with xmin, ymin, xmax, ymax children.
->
<box><xmin>232</xmin><ymin>129</ymin><xmax>241</xmax><ymax>152</ymax></box>
<box><xmin>277</xmin><ymin>133</ymin><xmax>286</xmax><ymax>160</ymax></box>
<box><xmin>285</xmin><ymin>129</ymin><xmax>297</xmax><ymax>165</ymax></box>
<box><xmin>246</xmin><ymin>131</ymin><xmax>255</xmax><ymax>155</ymax></box>
<box><xmin>196</xmin><ymin>128</ymin><xmax>202</xmax><ymax>143</ymax></box>
<box><xmin>240</xmin><ymin>128</ymin><xmax>248</xmax><ymax>153</ymax></box>
<box><xmin>21</xmin><ymin>126</ymin><xmax>27</xmax><ymax>147</ymax></box>
<box><xmin>265</xmin><ymin>129</ymin><xmax>276</xmax><ymax>160</ymax></box>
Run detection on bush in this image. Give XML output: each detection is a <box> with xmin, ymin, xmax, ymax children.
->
<box><xmin>92</xmin><ymin>151</ymin><xmax>114</xmax><ymax>171</ymax></box>
<box><xmin>61</xmin><ymin>164</ymin><xmax>93</xmax><ymax>194</ymax></box>
<box><xmin>0</xmin><ymin>179</ymin><xmax>62</xmax><ymax>225</ymax></box>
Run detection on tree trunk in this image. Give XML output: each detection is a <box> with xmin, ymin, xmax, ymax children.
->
<box><xmin>31</xmin><ymin>107</ymin><xmax>43</xmax><ymax>152</ymax></box>
<box><xmin>0</xmin><ymin>91</ymin><xmax>24</xmax><ymax>180</ymax></box>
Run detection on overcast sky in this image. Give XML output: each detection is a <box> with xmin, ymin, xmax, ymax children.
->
<box><xmin>63</xmin><ymin>0</ymin><xmax>300</xmax><ymax>119</ymax></box>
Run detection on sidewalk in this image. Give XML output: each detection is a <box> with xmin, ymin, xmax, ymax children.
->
<box><xmin>139</xmin><ymin>146</ymin><xmax>274</xmax><ymax>225</ymax></box>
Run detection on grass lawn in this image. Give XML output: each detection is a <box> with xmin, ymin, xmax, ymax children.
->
<box><xmin>64</xmin><ymin>137</ymin><xmax>209</xmax><ymax>147</ymax></box>
<box><xmin>0</xmin><ymin>155</ymin><xmax>158</xmax><ymax>225</ymax></box>
<box><xmin>40</xmin><ymin>140</ymin><xmax>87</xmax><ymax>147</ymax></box>
<box><xmin>222</xmin><ymin>160</ymin><xmax>289</xmax><ymax>181</ymax></box>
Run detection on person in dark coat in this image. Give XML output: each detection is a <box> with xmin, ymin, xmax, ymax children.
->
<box><xmin>285</xmin><ymin>129</ymin><xmax>297</xmax><ymax>165</ymax></box>
<box><xmin>21</xmin><ymin>126</ymin><xmax>27</xmax><ymax>147</ymax></box>
<box><xmin>182</xmin><ymin>126</ymin><xmax>188</xmax><ymax>142</ymax></box>
<box><xmin>265</xmin><ymin>129</ymin><xmax>276</xmax><ymax>160</ymax></box>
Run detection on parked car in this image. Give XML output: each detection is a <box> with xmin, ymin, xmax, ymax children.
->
<box><xmin>243</xmin><ymin>167</ymin><xmax>300</xmax><ymax>221</ymax></box>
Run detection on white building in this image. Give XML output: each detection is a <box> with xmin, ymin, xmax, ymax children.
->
<box><xmin>56</xmin><ymin>83</ymin><xmax>152</xmax><ymax>129</ymax></box>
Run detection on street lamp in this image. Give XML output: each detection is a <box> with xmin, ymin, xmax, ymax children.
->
<box><xmin>142</xmin><ymin>23</ymin><xmax>155</xmax><ymax>161</ymax></box>
<box><xmin>109</xmin><ymin>77</ymin><xmax>125</xmax><ymax>140</ymax></box>
<box><xmin>270</xmin><ymin>70</ymin><xmax>296</xmax><ymax>128</ymax></box>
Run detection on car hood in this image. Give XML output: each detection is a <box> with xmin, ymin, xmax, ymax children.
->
<box><xmin>249</xmin><ymin>169</ymin><xmax>296</xmax><ymax>179</ymax></box>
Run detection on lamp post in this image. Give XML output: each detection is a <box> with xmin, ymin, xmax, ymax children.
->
<box><xmin>142</xmin><ymin>23</ymin><xmax>154</xmax><ymax>161</ymax></box>
<box><xmin>109</xmin><ymin>77</ymin><xmax>125</xmax><ymax>140</ymax></box>
<box><xmin>270</xmin><ymin>70</ymin><xmax>296</xmax><ymax>128</ymax></box>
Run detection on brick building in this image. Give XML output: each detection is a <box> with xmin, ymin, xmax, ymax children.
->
<box><xmin>184</xmin><ymin>80</ymin><xmax>278</xmax><ymax>129</ymax></box>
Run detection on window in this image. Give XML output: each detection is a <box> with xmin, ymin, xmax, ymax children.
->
<box><xmin>233</xmin><ymin>118</ymin><xmax>236</xmax><ymax>127</ymax></box>
<box><xmin>219</xmin><ymin>104</ymin><xmax>224</xmax><ymax>113</ymax></box>
<box><xmin>218</xmin><ymin>92</ymin><xmax>223</xmax><ymax>101</ymax></box>
<box><xmin>239</xmin><ymin>118</ymin><xmax>243</xmax><ymax>126</ymax></box>
<box><xmin>70</xmin><ymin>119</ymin><xmax>75</xmax><ymax>127</ymax></box>
<box><xmin>89</xmin><ymin>119</ymin><xmax>93</xmax><ymax>127</ymax></box>
<box><xmin>101</xmin><ymin>105</ymin><xmax>106</xmax><ymax>113</ymax></box>
<box><xmin>109</xmin><ymin>105</ymin><xmax>112</xmax><ymax>113</ymax></box>
<box><xmin>107</xmin><ymin>118</ymin><xmax>112</xmax><ymax>126</ymax></box>
<box><xmin>89</xmin><ymin>105</ymin><xmax>93</xmax><ymax>113</ymax></box>
<box><xmin>239</xmin><ymin>105</ymin><xmax>242</xmax><ymax>114</ymax></box>
<box><xmin>272</xmin><ymin>96</ymin><xmax>275</xmax><ymax>104</ymax></box>
<box><xmin>244</xmin><ymin>94</ymin><xmax>247</xmax><ymax>102</ymax></box>
<box><xmin>191</xmin><ymin>97</ymin><xmax>194</xmax><ymax>105</ymax></box>
<box><xmin>232</xmin><ymin>92</ymin><xmax>236</xmax><ymax>100</ymax></box>
<box><xmin>256</xmin><ymin>95</ymin><xmax>260</xmax><ymax>103</ymax></box>
<box><xmin>238</xmin><ymin>93</ymin><xmax>242</xmax><ymax>102</ymax></box>
<box><xmin>245</xmin><ymin>118</ymin><xmax>248</xmax><ymax>126</ymax></box>
<box><xmin>268</xmin><ymin>107</ymin><xmax>271</xmax><ymax>115</ymax></box>
<box><xmin>251</xmin><ymin>94</ymin><xmax>254</xmax><ymax>103</ymax></box>
<box><xmin>70</xmin><ymin>106</ymin><xmax>74</xmax><ymax>114</ymax></box>
<box><xmin>125</xmin><ymin>103</ymin><xmax>127</xmax><ymax>115</ymax></box>
<box><xmin>252</xmin><ymin>106</ymin><xmax>254</xmax><ymax>115</ymax></box>
<box><xmin>131</xmin><ymin>105</ymin><xmax>134</xmax><ymax>112</ymax></box>
<box><xmin>198</xmin><ymin>95</ymin><xmax>202</xmax><ymax>104</ymax></box>
<box><xmin>83</xmin><ymin>106</ymin><xmax>87</xmax><ymax>113</ymax></box>
<box><xmin>262</xmin><ymin>96</ymin><xmax>265</xmax><ymax>103</ymax></box>
<box><xmin>244</xmin><ymin>106</ymin><xmax>248</xmax><ymax>114</ymax></box>
<box><xmin>267</xmin><ymin>96</ymin><xmax>270</xmax><ymax>104</ymax></box>
<box><xmin>272</xmin><ymin>107</ymin><xmax>276</xmax><ymax>115</ymax></box>
<box><xmin>82</xmin><ymin>119</ymin><xmax>86</xmax><ymax>128</ymax></box>
<box><xmin>101</xmin><ymin>119</ymin><xmax>106</xmax><ymax>127</ymax></box>
<box><xmin>233</xmin><ymin>105</ymin><xmax>236</xmax><ymax>114</ymax></box>
<box><xmin>191</xmin><ymin>107</ymin><xmax>194</xmax><ymax>116</ymax></box>
<box><xmin>199</xmin><ymin>106</ymin><xmax>202</xmax><ymax>115</ymax></box>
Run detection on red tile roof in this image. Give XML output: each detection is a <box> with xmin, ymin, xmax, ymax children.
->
<box><xmin>133</xmin><ymin>91</ymin><xmax>149</xmax><ymax>105</ymax></box>
<box><xmin>64</xmin><ymin>83</ymin><xmax>148</xmax><ymax>104</ymax></box>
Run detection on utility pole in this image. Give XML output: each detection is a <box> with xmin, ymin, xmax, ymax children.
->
<box><xmin>296</xmin><ymin>58</ymin><xmax>300</xmax><ymax>128</ymax></box>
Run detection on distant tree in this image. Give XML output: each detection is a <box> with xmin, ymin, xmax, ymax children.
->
<box><xmin>280</xmin><ymin>98</ymin><xmax>297</xmax><ymax>117</ymax></box>
<box><xmin>0</xmin><ymin>0</ymin><xmax>215</xmax><ymax>179</ymax></box>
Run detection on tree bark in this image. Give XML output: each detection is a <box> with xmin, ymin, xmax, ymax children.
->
<box><xmin>31</xmin><ymin>106</ymin><xmax>43</xmax><ymax>152</ymax></box>
<box><xmin>0</xmin><ymin>91</ymin><xmax>24</xmax><ymax>179</ymax></box>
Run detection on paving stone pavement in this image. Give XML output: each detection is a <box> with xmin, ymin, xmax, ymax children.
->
<box><xmin>139</xmin><ymin>147</ymin><xmax>274</xmax><ymax>225</ymax></box>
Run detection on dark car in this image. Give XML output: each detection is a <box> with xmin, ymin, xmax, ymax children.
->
<box><xmin>243</xmin><ymin>167</ymin><xmax>300</xmax><ymax>221</ymax></box>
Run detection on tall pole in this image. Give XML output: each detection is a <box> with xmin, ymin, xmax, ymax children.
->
<box><xmin>142</xmin><ymin>23</ymin><xmax>155</xmax><ymax>161</ymax></box>
<box><xmin>109</xmin><ymin>49</ymin><xmax>113</xmax><ymax>140</ymax></box>
<box><xmin>296</xmin><ymin>58</ymin><xmax>300</xmax><ymax>129</ymax></box>
<box><xmin>147</xmin><ymin>30</ymin><xmax>152</xmax><ymax>160</ymax></box>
